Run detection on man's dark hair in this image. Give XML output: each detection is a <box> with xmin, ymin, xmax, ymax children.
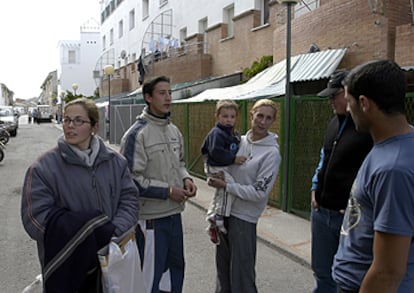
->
<box><xmin>143</xmin><ymin>76</ymin><xmax>170</xmax><ymax>97</ymax></box>
<box><xmin>344</xmin><ymin>60</ymin><xmax>407</xmax><ymax>114</ymax></box>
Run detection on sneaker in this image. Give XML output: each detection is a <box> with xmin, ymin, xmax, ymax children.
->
<box><xmin>207</xmin><ymin>225</ymin><xmax>220</xmax><ymax>245</ymax></box>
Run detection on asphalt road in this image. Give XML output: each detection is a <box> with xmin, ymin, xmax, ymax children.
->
<box><xmin>0</xmin><ymin>117</ymin><xmax>314</xmax><ymax>293</ymax></box>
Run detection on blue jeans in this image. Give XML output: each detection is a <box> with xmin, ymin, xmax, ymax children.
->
<box><xmin>136</xmin><ymin>214</ymin><xmax>185</xmax><ymax>293</ymax></box>
<box><xmin>311</xmin><ymin>207</ymin><xmax>344</xmax><ymax>293</ymax></box>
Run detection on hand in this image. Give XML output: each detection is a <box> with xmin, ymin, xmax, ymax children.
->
<box><xmin>311</xmin><ymin>190</ymin><xmax>319</xmax><ymax>211</ymax></box>
<box><xmin>169</xmin><ymin>186</ymin><xmax>190</xmax><ymax>204</ymax></box>
<box><xmin>183</xmin><ymin>178</ymin><xmax>197</xmax><ymax>198</ymax></box>
<box><xmin>212</xmin><ymin>171</ymin><xmax>225</xmax><ymax>180</ymax></box>
<box><xmin>207</xmin><ymin>176</ymin><xmax>226</xmax><ymax>189</ymax></box>
<box><xmin>234</xmin><ymin>156</ymin><xmax>247</xmax><ymax>165</ymax></box>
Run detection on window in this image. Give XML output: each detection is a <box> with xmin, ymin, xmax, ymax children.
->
<box><xmin>110</xmin><ymin>28</ymin><xmax>114</xmax><ymax>45</ymax></box>
<box><xmin>118</xmin><ymin>20</ymin><xmax>123</xmax><ymax>38</ymax></box>
<box><xmin>179</xmin><ymin>27</ymin><xmax>187</xmax><ymax>46</ymax></box>
<box><xmin>142</xmin><ymin>0</ymin><xmax>149</xmax><ymax>19</ymax></box>
<box><xmin>223</xmin><ymin>5</ymin><xmax>234</xmax><ymax>38</ymax></box>
<box><xmin>129</xmin><ymin>9</ymin><xmax>135</xmax><ymax>30</ymax></box>
<box><xmin>198</xmin><ymin>18</ymin><xmax>208</xmax><ymax>53</ymax></box>
<box><xmin>261</xmin><ymin>0</ymin><xmax>269</xmax><ymax>25</ymax></box>
<box><xmin>198</xmin><ymin>17</ymin><xmax>208</xmax><ymax>33</ymax></box>
<box><xmin>68</xmin><ymin>50</ymin><xmax>76</xmax><ymax>64</ymax></box>
<box><xmin>102</xmin><ymin>36</ymin><xmax>106</xmax><ymax>50</ymax></box>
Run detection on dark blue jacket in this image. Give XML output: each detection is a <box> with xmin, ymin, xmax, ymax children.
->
<box><xmin>314</xmin><ymin>115</ymin><xmax>372</xmax><ymax>210</ymax></box>
<box><xmin>201</xmin><ymin>122</ymin><xmax>240</xmax><ymax>166</ymax></box>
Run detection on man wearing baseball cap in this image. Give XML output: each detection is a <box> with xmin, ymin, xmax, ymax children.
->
<box><xmin>310</xmin><ymin>70</ymin><xmax>373</xmax><ymax>293</ymax></box>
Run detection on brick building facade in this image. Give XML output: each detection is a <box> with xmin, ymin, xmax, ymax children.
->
<box><xmin>273</xmin><ymin>0</ymin><xmax>413</xmax><ymax>70</ymax></box>
<box><xmin>102</xmin><ymin>0</ymin><xmax>413</xmax><ymax>97</ymax></box>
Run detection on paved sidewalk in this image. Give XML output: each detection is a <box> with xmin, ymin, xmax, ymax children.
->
<box><xmin>189</xmin><ymin>176</ymin><xmax>311</xmax><ymax>268</ymax></box>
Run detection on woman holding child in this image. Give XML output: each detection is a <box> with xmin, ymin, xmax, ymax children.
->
<box><xmin>207</xmin><ymin>98</ymin><xmax>281</xmax><ymax>293</ymax></box>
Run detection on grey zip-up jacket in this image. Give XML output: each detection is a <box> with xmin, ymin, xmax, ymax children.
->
<box><xmin>21</xmin><ymin>136</ymin><xmax>139</xmax><ymax>264</ymax></box>
<box><xmin>120</xmin><ymin>107</ymin><xmax>191</xmax><ymax>220</ymax></box>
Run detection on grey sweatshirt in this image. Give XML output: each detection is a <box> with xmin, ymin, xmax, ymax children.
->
<box><xmin>226</xmin><ymin>130</ymin><xmax>281</xmax><ymax>223</ymax></box>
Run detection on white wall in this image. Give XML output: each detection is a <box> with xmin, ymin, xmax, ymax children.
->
<box><xmin>99</xmin><ymin>0</ymin><xmax>258</xmax><ymax>70</ymax></box>
<box><xmin>0</xmin><ymin>84</ymin><xmax>4</xmax><ymax>106</ymax></box>
<box><xmin>57</xmin><ymin>25</ymin><xmax>101</xmax><ymax>98</ymax></box>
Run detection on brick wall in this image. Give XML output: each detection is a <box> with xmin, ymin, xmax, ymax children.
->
<box><xmin>101</xmin><ymin>77</ymin><xmax>129</xmax><ymax>96</ymax></box>
<box><xmin>143</xmin><ymin>53</ymin><xmax>213</xmax><ymax>85</ymax></box>
<box><xmin>206</xmin><ymin>7</ymin><xmax>276</xmax><ymax>77</ymax></box>
<box><xmin>273</xmin><ymin>0</ymin><xmax>412</xmax><ymax>69</ymax></box>
<box><xmin>395</xmin><ymin>23</ymin><xmax>414</xmax><ymax>66</ymax></box>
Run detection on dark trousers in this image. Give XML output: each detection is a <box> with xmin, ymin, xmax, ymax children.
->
<box><xmin>215</xmin><ymin>216</ymin><xmax>257</xmax><ymax>293</ymax></box>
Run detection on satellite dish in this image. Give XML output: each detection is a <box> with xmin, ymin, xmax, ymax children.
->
<box><xmin>120</xmin><ymin>50</ymin><xmax>127</xmax><ymax>59</ymax></box>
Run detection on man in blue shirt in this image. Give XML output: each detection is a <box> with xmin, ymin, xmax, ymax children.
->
<box><xmin>333</xmin><ymin>60</ymin><xmax>414</xmax><ymax>293</ymax></box>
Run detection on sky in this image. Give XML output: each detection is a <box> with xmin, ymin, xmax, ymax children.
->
<box><xmin>0</xmin><ymin>0</ymin><xmax>101</xmax><ymax>100</ymax></box>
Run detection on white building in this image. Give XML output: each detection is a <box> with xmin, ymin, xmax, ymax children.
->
<box><xmin>0</xmin><ymin>82</ymin><xmax>4</xmax><ymax>106</ymax></box>
<box><xmin>96</xmin><ymin>1</ymin><xmax>277</xmax><ymax>85</ymax></box>
<box><xmin>98</xmin><ymin>0</ymin><xmax>272</xmax><ymax>67</ymax></box>
<box><xmin>94</xmin><ymin>0</ymin><xmax>320</xmax><ymax>99</ymax></box>
<box><xmin>57</xmin><ymin>18</ymin><xmax>102</xmax><ymax>100</ymax></box>
<box><xmin>0</xmin><ymin>83</ymin><xmax>14</xmax><ymax>106</ymax></box>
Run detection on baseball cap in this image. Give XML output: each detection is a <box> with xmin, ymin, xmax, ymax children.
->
<box><xmin>317</xmin><ymin>70</ymin><xmax>349</xmax><ymax>97</ymax></box>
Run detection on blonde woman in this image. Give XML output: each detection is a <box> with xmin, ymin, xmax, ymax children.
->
<box><xmin>208</xmin><ymin>99</ymin><xmax>281</xmax><ymax>293</ymax></box>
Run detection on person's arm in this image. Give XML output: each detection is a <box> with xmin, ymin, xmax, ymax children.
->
<box><xmin>311</xmin><ymin>147</ymin><xmax>324</xmax><ymax>210</ymax></box>
<box><xmin>21</xmin><ymin>164</ymin><xmax>56</xmax><ymax>242</ymax></box>
<box><xmin>209</xmin><ymin>149</ymin><xmax>281</xmax><ymax>202</ymax></box>
<box><xmin>360</xmin><ymin>231</ymin><xmax>410</xmax><ymax>293</ymax></box>
<box><xmin>176</xmin><ymin>130</ymin><xmax>193</xmax><ymax>184</ymax></box>
<box><xmin>121</xmin><ymin>127</ymin><xmax>171</xmax><ymax>200</ymax></box>
<box><xmin>110</xmin><ymin>160</ymin><xmax>139</xmax><ymax>236</ymax></box>
<box><xmin>174</xmin><ymin>129</ymin><xmax>197</xmax><ymax>200</ymax></box>
<box><xmin>360</xmin><ymin>169</ymin><xmax>414</xmax><ymax>292</ymax></box>
<box><xmin>311</xmin><ymin>147</ymin><xmax>324</xmax><ymax>191</ymax></box>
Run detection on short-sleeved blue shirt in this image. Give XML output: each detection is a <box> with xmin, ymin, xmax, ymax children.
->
<box><xmin>333</xmin><ymin>131</ymin><xmax>414</xmax><ymax>292</ymax></box>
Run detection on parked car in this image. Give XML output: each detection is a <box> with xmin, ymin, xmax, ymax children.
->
<box><xmin>0</xmin><ymin>106</ymin><xmax>18</xmax><ymax>137</ymax></box>
<box><xmin>36</xmin><ymin>104</ymin><xmax>54</xmax><ymax>122</ymax></box>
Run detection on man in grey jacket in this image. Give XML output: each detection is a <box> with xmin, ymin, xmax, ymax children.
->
<box><xmin>120</xmin><ymin>76</ymin><xmax>197</xmax><ymax>293</ymax></box>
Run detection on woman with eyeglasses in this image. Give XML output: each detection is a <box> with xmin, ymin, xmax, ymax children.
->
<box><xmin>21</xmin><ymin>98</ymin><xmax>139</xmax><ymax>292</ymax></box>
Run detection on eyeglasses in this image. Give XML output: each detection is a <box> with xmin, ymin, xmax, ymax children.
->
<box><xmin>63</xmin><ymin>117</ymin><xmax>91</xmax><ymax>127</ymax></box>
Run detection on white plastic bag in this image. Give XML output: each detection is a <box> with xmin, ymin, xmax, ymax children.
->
<box><xmin>98</xmin><ymin>228</ymin><xmax>145</xmax><ymax>293</ymax></box>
